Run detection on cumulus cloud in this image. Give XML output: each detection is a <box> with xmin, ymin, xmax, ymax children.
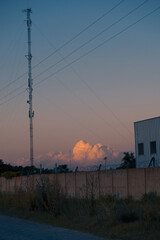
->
<box><xmin>72</xmin><ymin>140</ymin><xmax>121</xmax><ymax>166</ymax></box>
<box><xmin>32</xmin><ymin>151</ymin><xmax>69</xmax><ymax>168</ymax></box>
<box><xmin>15</xmin><ymin>157</ymin><xmax>30</xmax><ymax>167</ymax></box>
<box><xmin>15</xmin><ymin>140</ymin><xmax>122</xmax><ymax>169</ymax></box>
<box><xmin>15</xmin><ymin>152</ymin><xmax>69</xmax><ymax>168</ymax></box>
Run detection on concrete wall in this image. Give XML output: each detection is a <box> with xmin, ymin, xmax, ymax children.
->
<box><xmin>127</xmin><ymin>168</ymin><xmax>146</xmax><ymax>199</ymax></box>
<box><xmin>0</xmin><ymin>167</ymin><xmax>160</xmax><ymax>199</ymax></box>
<box><xmin>99</xmin><ymin>170</ymin><xmax>113</xmax><ymax>196</ymax></box>
<box><xmin>145</xmin><ymin>168</ymin><xmax>160</xmax><ymax>193</ymax></box>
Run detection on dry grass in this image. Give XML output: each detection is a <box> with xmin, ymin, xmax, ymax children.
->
<box><xmin>0</xmin><ymin>177</ymin><xmax>160</xmax><ymax>240</ymax></box>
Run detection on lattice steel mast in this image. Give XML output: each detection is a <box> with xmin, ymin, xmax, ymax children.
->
<box><xmin>24</xmin><ymin>8</ymin><xmax>34</xmax><ymax>166</ymax></box>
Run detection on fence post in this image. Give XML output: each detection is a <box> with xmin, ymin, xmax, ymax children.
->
<box><xmin>98</xmin><ymin>170</ymin><xmax>101</xmax><ymax>198</ymax></box>
<box><xmin>74</xmin><ymin>172</ymin><xmax>76</xmax><ymax>197</ymax></box>
<box><xmin>64</xmin><ymin>172</ymin><xmax>67</xmax><ymax>196</ymax></box>
<box><xmin>127</xmin><ymin>169</ymin><xmax>129</xmax><ymax>197</ymax></box>
<box><xmin>111</xmin><ymin>170</ymin><xmax>114</xmax><ymax>196</ymax></box>
<box><xmin>86</xmin><ymin>171</ymin><xmax>88</xmax><ymax>198</ymax></box>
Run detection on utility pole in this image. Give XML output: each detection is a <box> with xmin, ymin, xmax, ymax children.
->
<box><xmin>24</xmin><ymin>8</ymin><xmax>34</xmax><ymax>166</ymax></box>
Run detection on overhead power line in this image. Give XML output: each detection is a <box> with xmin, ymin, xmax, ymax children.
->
<box><xmin>0</xmin><ymin>4</ymin><xmax>159</xmax><ymax>109</ymax></box>
<box><xmin>34</xmin><ymin>5</ymin><xmax>160</xmax><ymax>87</ymax></box>
<box><xmin>32</xmin><ymin>0</ymin><xmax>125</xmax><ymax>69</ymax></box>
<box><xmin>0</xmin><ymin>3</ymin><xmax>160</xmax><ymax>112</ymax></box>
<box><xmin>32</xmin><ymin>4</ymin><xmax>159</xmax><ymax>138</ymax></box>
<box><xmin>0</xmin><ymin>90</ymin><xmax>26</xmax><ymax>107</ymax></box>
<box><xmin>33</xmin><ymin>0</ymin><xmax>149</xmax><ymax>81</ymax></box>
<box><xmin>33</xmin><ymin>1</ymin><xmax>150</xmax><ymax>141</ymax></box>
<box><xmin>31</xmin><ymin>28</ymin><xmax>133</xmax><ymax>144</ymax></box>
<box><xmin>0</xmin><ymin>2</ymin><xmax>158</xmax><ymax>149</ymax></box>
<box><xmin>53</xmin><ymin>76</ymin><xmax>132</xmax><ymax>143</ymax></box>
<box><xmin>0</xmin><ymin>0</ymin><xmax>124</xmax><ymax>94</ymax></box>
<box><xmin>0</xmin><ymin>82</ymin><xmax>26</xmax><ymax>102</ymax></box>
<box><xmin>0</xmin><ymin>72</ymin><xmax>27</xmax><ymax>94</ymax></box>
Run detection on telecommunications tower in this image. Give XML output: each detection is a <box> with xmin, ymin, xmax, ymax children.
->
<box><xmin>24</xmin><ymin>8</ymin><xmax>34</xmax><ymax>166</ymax></box>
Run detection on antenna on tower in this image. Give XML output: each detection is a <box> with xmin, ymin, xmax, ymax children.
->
<box><xmin>23</xmin><ymin>8</ymin><xmax>34</xmax><ymax>167</ymax></box>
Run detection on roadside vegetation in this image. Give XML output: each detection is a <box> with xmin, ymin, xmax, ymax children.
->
<box><xmin>0</xmin><ymin>176</ymin><xmax>160</xmax><ymax>240</ymax></box>
<box><xmin>0</xmin><ymin>159</ymin><xmax>71</xmax><ymax>179</ymax></box>
<box><xmin>0</xmin><ymin>152</ymin><xmax>135</xmax><ymax>179</ymax></box>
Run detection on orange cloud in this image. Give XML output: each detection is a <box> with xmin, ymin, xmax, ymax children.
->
<box><xmin>15</xmin><ymin>140</ymin><xmax>121</xmax><ymax>169</ymax></box>
<box><xmin>15</xmin><ymin>157</ymin><xmax>30</xmax><ymax>166</ymax></box>
<box><xmin>72</xmin><ymin>140</ymin><xmax>121</xmax><ymax>166</ymax></box>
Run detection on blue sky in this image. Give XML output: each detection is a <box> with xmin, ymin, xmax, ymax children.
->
<box><xmin>0</xmin><ymin>0</ymin><xmax>160</xmax><ymax>167</ymax></box>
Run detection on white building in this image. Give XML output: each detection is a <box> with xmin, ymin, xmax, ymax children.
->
<box><xmin>134</xmin><ymin>117</ymin><xmax>160</xmax><ymax>168</ymax></box>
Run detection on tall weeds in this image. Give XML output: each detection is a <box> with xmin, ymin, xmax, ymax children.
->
<box><xmin>0</xmin><ymin>177</ymin><xmax>160</xmax><ymax>240</ymax></box>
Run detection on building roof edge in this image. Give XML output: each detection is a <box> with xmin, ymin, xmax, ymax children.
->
<box><xmin>134</xmin><ymin>116</ymin><xmax>160</xmax><ymax>124</ymax></box>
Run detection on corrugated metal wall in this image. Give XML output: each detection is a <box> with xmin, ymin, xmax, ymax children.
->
<box><xmin>134</xmin><ymin>117</ymin><xmax>160</xmax><ymax>168</ymax></box>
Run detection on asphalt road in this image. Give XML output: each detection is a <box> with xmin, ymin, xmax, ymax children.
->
<box><xmin>0</xmin><ymin>215</ymin><xmax>107</xmax><ymax>240</ymax></box>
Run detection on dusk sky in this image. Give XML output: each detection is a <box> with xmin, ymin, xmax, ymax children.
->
<box><xmin>0</xmin><ymin>0</ymin><xmax>160</xmax><ymax>168</ymax></box>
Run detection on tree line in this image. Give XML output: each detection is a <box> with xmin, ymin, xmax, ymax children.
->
<box><xmin>0</xmin><ymin>152</ymin><xmax>135</xmax><ymax>179</ymax></box>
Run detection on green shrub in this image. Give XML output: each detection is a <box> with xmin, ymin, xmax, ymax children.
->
<box><xmin>28</xmin><ymin>177</ymin><xmax>65</xmax><ymax>216</ymax></box>
<box><xmin>141</xmin><ymin>192</ymin><xmax>160</xmax><ymax>203</ymax></box>
<box><xmin>113</xmin><ymin>202</ymin><xmax>139</xmax><ymax>223</ymax></box>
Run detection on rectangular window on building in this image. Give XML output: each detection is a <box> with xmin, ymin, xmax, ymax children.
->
<box><xmin>138</xmin><ymin>143</ymin><xmax>144</xmax><ymax>155</ymax></box>
<box><xmin>150</xmin><ymin>141</ymin><xmax>156</xmax><ymax>154</ymax></box>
